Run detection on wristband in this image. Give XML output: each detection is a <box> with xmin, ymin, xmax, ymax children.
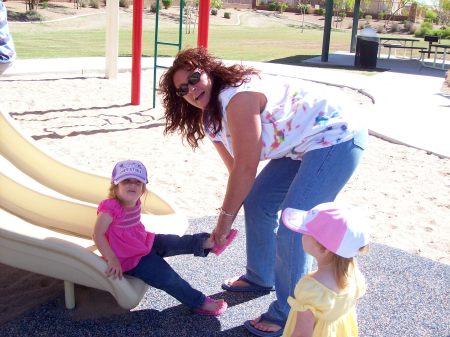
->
<box><xmin>218</xmin><ymin>207</ymin><xmax>235</xmax><ymax>217</ymax></box>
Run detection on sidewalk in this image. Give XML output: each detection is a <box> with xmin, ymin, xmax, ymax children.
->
<box><xmin>2</xmin><ymin>54</ymin><xmax>449</xmax><ymax>158</ymax></box>
<box><xmin>301</xmin><ymin>52</ymin><xmax>450</xmax><ymax>159</ymax></box>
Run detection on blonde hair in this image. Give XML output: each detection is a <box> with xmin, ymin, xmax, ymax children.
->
<box><xmin>108</xmin><ymin>183</ymin><xmax>148</xmax><ymax>206</ymax></box>
<box><xmin>331</xmin><ymin>245</ymin><xmax>369</xmax><ymax>289</ymax></box>
<box><xmin>314</xmin><ymin>240</ymin><xmax>368</xmax><ymax>290</ymax></box>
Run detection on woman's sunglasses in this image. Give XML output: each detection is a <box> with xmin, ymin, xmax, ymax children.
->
<box><xmin>176</xmin><ymin>70</ymin><xmax>202</xmax><ymax>97</ymax></box>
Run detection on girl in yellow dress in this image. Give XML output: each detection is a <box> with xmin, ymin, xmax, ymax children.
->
<box><xmin>280</xmin><ymin>202</ymin><xmax>369</xmax><ymax>337</ymax></box>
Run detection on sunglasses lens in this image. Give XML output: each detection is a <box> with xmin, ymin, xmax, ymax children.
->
<box><xmin>176</xmin><ymin>70</ymin><xmax>201</xmax><ymax>97</ymax></box>
<box><xmin>176</xmin><ymin>84</ymin><xmax>189</xmax><ymax>97</ymax></box>
<box><xmin>188</xmin><ymin>71</ymin><xmax>201</xmax><ymax>85</ymax></box>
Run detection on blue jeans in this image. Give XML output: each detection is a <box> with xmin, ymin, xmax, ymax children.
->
<box><xmin>242</xmin><ymin>129</ymin><xmax>368</xmax><ymax>325</ymax></box>
<box><xmin>125</xmin><ymin>233</ymin><xmax>210</xmax><ymax>309</ymax></box>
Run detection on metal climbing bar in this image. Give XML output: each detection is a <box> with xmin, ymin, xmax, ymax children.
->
<box><xmin>152</xmin><ymin>1</ymin><xmax>184</xmax><ymax>108</ymax></box>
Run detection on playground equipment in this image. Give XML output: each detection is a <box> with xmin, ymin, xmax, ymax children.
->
<box><xmin>105</xmin><ymin>0</ymin><xmax>119</xmax><ymax>79</ymax></box>
<box><xmin>130</xmin><ymin>0</ymin><xmax>211</xmax><ymax>106</ymax></box>
<box><xmin>0</xmin><ymin>111</ymin><xmax>188</xmax><ymax>309</ymax></box>
<box><xmin>151</xmin><ymin>0</ymin><xmax>184</xmax><ymax>108</ymax></box>
<box><xmin>197</xmin><ymin>0</ymin><xmax>210</xmax><ymax>48</ymax></box>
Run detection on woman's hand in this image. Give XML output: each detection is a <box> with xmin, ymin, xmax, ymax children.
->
<box><xmin>212</xmin><ymin>213</ymin><xmax>235</xmax><ymax>245</ymax></box>
<box><xmin>105</xmin><ymin>256</ymin><xmax>123</xmax><ymax>280</ymax></box>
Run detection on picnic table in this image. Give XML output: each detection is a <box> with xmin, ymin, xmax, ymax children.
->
<box><xmin>378</xmin><ymin>37</ymin><xmax>425</xmax><ymax>60</ymax></box>
<box><xmin>421</xmin><ymin>43</ymin><xmax>450</xmax><ymax>69</ymax></box>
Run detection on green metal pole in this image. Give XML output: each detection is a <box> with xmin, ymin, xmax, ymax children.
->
<box><xmin>179</xmin><ymin>0</ymin><xmax>183</xmax><ymax>50</ymax></box>
<box><xmin>152</xmin><ymin>0</ymin><xmax>161</xmax><ymax>109</ymax></box>
<box><xmin>321</xmin><ymin>0</ymin><xmax>334</xmax><ymax>62</ymax></box>
<box><xmin>350</xmin><ymin>0</ymin><xmax>361</xmax><ymax>52</ymax></box>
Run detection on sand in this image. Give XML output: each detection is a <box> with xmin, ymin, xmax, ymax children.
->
<box><xmin>0</xmin><ymin>69</ymin><xmax>449</xmax><ymax>325</ymax></box>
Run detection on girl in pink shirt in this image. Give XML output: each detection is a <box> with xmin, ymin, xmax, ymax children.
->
<box><xmin>93</xmin><ymin>160</ymin><xmax>237</xmax><ymax>315</ymax></box>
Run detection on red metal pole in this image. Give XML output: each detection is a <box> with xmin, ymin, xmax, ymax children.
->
<box><xmin>131</xmin><ymin>0</ymin><xmax>143</xmax><ymax>105</ymax></box>
<box><xmin>197</xmin><ymin>0</ymin><xmax>210</xmax><ymax>49</ymax></box>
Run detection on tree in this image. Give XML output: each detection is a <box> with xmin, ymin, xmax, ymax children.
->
<box><xmin>296</xmin><ymin>0</ymin><xmax>311</xmax><ymax>33</ymax></box>
<box><xmin>210</xmin><ymin>0</ymin><xmax>223</xmax><ymax>10</ymax></box>
<box><xmin>26</xmin><ymin>0</ymin><xmax>40</xmax><ymax>11</ymax></box>
<box><xmin>332</xmin><ymin>0</ymin><xmax>353</xmax><ymax>28</ymax></box>
<box><xmin>436</xmin><ymin>0</ymin><xmax>450</xmax><ymax>25</ymax></box>
<box><xmin>381</xmin><ymin>0</ymin><xmax>415</xmax><ymax>30</ymax></box>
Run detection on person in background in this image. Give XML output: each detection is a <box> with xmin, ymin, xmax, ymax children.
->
<box><xmin>0</xmin><ymin>0</ymin><xmax>16</xmax><ymax>75</ymax></box>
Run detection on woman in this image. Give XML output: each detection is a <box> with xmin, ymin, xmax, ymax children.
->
<box><xmin>159</xmin><ymin>48</ymin><xmax>367</xmax><ymax>337</ymax></box>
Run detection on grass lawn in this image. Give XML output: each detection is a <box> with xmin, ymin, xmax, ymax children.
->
<box><xmin>9</xmin><ymin>6</ymin><xmax>446</xmax><ymax>63</ymax></box>
<box><xmin>12</xmin><ymin>25</ymin><xmax>352</xmax><ymax>61</ymax></box>
<box><xmin>9</xmin><ymin>5</ymin><xmax>356</xmax><ymax>63</ymax></box>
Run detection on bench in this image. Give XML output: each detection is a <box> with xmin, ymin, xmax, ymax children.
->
<box><xmin>382</xmin><ymin>44</ymin><xmax>427</xmax><ymax>60</ymax></box>
<box><xmin>419</xmin><ymin>50</ymin><xmax>446</xmax><ymax>56</ymax></box>
<box><xmin>419</xmin><ymin>49</ymin><xmax>449</xmax><ymax>69</ymax></box>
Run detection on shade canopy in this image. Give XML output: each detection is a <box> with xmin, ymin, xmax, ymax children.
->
<box><xmin>321</xmin><ymin>0</ymin><xmax>361</xmax><ymax>61</ymax></box>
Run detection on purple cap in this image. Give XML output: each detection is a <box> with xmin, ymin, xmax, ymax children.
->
<box><xmin>282</xmin><ymin>202</ymin><xmax>369</xmax><ymax>258</ymax></box>
<box><xmin>111</xmin><ymin>160</ymin><xmax>148</xmax><ymax>185</ymax></box>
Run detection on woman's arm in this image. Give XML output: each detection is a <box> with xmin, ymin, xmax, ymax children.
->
<box><xmin>290</xmin><ymin>310</ymin><xmax>315</xmax><ymax>337</ymax></box>
<box><xmin>212</xmin><ymin>91</ymin><xmax>266</xmax><ymax>245</ymax></box>
<box><xmin>93</xmin><ymin>212</ymin><xmax>123</xmax><ymax>279</ymax></box>
<box><xmin>213</xmin><ymin>141</ymin><xmax>234</xmax><ymax>174</ymax></box>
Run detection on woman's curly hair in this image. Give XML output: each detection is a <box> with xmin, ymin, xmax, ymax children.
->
<box><xmin>159</xmin><ymin>48</ymin><xmax>259</xmax><ymax>149</ymax></box>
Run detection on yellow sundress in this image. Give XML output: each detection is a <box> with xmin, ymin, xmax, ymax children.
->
<box><xmin>282</xmin><ymin>272</ymin><xmax>366</xmax><ymax>337</ymax></box>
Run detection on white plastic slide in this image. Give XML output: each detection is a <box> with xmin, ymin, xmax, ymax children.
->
<box><xmin>0</xmin><ymin>111</ymin><xmax>189</xmax><ymax>309</ymax></box>
<box><xmin>0</xmin><ymin>111</ymin><xmax>177</xmax><ymax>216</ymax></box>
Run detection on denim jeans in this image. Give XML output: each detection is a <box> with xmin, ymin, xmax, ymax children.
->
<box><xmin>125</xmin><ymin>233</ymin><xmax>210</xmax><ymax>309</ymax></box>
<box><xmin>242</xmin><ymin>128</ymin><xmax>368</xmax><ymax>325</ymax></box>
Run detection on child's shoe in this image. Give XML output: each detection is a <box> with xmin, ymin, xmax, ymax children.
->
<box><xmin>211</xmin><ymin>229</ymin><xmax>238</xmax><ymax>256</ymax></box>
<box><xmin>194</xmin><ymin>297</ymin><xmax>228</xmax><ymax>316</ymax></box>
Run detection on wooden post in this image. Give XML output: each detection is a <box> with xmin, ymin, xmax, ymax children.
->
<box><xmin>105</xmin><ymin>0</ymin><xmax>119</xmax><ymax>79</ymax></box>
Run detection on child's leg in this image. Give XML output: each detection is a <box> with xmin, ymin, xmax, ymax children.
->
<box><xmin>126</xmin><ymin>250</ymin><xmax>205</xmax><ymax>309</ymax></box>
<box><xmin>152</xmin><ymin>233</ymin><xmax>211</xmax><ymax>258</ymax></box>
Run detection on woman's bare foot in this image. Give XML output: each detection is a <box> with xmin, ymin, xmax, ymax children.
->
<box><xmin>224</xmin><ymin>276</ymin><xmax>250</xmax><ymax>288</ymax></box>
<box><xmin>250</xmin><ymin>316</ymin><xmax>282</xmax><ymax>333</ymax></box>
<box><xmin>222</xmin><ymin>275</ymin><xmax>275</xmax><ymax>292</ymax></box>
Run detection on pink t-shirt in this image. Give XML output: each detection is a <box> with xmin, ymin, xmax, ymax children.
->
<box><xmin>97</xmin><ymin>198</ymin><xmax>155</xmax><ymax>272</ymax></box>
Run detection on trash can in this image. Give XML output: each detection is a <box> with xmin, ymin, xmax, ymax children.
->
<box><xmin>354</xmin><ymin>28</ymin><xmax>379</xmax><ymax>69</ymax></box>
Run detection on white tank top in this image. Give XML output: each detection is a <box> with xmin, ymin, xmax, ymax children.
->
<box><xmin>207</xmin><ymin>74</ymin><xmax>362</xmax><ymax>160</ymax></box>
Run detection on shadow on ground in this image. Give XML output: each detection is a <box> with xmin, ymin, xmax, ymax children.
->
<box><xmin>0</xmin><ymin>216</ymin><xmax>448</xmax><ymax>336</ymax></box>
<box><xmin>269</xmin><ymin>54</ymin><xmax>389</xmax><ymax>73</ymax></box>
<box><xmin>295</xmin><ymin>52</ymin><xmax>449</xmax><ymax>78</ymax></box>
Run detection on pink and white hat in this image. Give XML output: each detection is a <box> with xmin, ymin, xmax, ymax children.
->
<box><xmin>282</xmin><ymin>202</ymin><xmax>369</xmax><ymax>258</ymax></box>
<box><xmin>111</xmin><ymin>160</ymin><xmax>148</xmax><ymax>185</ymax></box>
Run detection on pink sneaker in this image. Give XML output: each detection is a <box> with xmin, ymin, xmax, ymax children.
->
<box><xmin>211</xmin><ymin>229</ymin><xmax>238</xmax><ymax>256</ymax></box>
<box><xmin>194</xmin><ymin>297</ymin><xmax>228</xmax><ymax>316</ymax></box>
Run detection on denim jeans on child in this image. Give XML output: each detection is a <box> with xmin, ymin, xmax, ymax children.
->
<box><xmin>125</xmin><ymin>232</ymin><xmax>210</xmax><ymax>309</ymax></box>
<box><xmin>242</xmin><ymin>128</ymin><xmax>368</xmax><ymax>326</ymax></box>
